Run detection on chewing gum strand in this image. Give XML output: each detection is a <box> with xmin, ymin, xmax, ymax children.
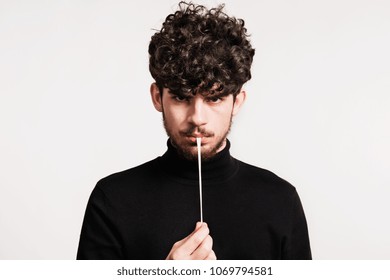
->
<box><xmin>196</xmin><ymin>137</ymin><xmax>203</xmax><ymax>223</ymax></box>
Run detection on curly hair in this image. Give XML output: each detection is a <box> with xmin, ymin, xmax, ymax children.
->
<box><xmin>148</xmin><ymin>1</ymin><xmax>255</xmax><ymax>97</ymax></box>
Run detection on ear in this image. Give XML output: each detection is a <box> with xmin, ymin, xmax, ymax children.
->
<box><xmin>150</xmin><ymin>83</ymin><xmax>163</xmax><ymax>112</ymax></box>
<box><xmin>232</xmin><ymin>89</ymin><xmax>246</xmax><ymax>116</ymax></box>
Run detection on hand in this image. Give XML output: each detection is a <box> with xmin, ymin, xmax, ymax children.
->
<box><xmin>166</xmin><ymin>222</ymin><xmax>217</xmax><ymax>260</ymax></box>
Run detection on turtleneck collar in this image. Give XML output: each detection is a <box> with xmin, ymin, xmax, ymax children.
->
<box><xmin>157</xmin><ymin>138</ymin><xmax>238</xmax><ymax>184</ymax></box>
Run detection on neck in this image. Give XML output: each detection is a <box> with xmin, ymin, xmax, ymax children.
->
<box><xmin>157</xmin><ymin>138</ymin><xmax>238</xmax><ymax>183</ymax></box>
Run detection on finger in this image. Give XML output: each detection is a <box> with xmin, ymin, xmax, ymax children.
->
<box><xmin>190</xmin><ymin>235</ymin><xmax>213</xmax><ymax>260</ymax></box>
<box><xmin>180</xmin><ymin>223</ymin><xmax>210</xmax><ymax>256</ymax></box>
<box><xmin>172</xmin><ymin>222</ymin><xmax>204</xmax><ymax>247</ymax></box>
<box><xmin>204</xmin><ymin>250</ymin><xmax>217</xmax><ymax>260</ymax></box>
<box><xmin>166</xmin><ymin>223</ymin><xmax>209</xmax><ymax>260</ymax></box>
<box><xmin>195</xmin><ymin>221</ymin><xmax>203</xmax><ymax>230</ymax></box>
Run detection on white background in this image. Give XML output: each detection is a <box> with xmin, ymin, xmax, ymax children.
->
<box><xmin>1</xmin><ymin>0</ymin><xmax>389</xmax><ymax>259</ymax></box>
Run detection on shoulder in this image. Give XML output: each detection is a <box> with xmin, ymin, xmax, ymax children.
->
<box><xmin>234</xmin><ymin>159</ymin><xmax>304</xmax><ymax>217</ymax></box>
<box><xmin>235</xmin><ymin>159</ymin><xmax>297</xmax><ymax>196</ymax></box>
<box><xmin>94</xmin><ymin>158</ymin><xmax>159</xmax><ymax>196</ymax></box>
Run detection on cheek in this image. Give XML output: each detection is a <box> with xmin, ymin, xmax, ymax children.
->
<box><xmin>164</xmin><ymin>108</ymin><xmax>185</xmax><ymax>127</ymax></box>
<box><xmin>214</xmin><ymin>107</ymin><xmax>232</xmax><ymax>124</ymax></box>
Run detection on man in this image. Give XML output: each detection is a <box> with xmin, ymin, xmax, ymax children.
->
<box><xmin>77</xmin><ymin>2</ymin><xmax>311</xmax><ymax>260</ymax></box>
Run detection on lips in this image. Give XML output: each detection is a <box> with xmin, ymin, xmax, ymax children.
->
<box><xmin>180</xmin><ymin>130</ymin><xmax>213</xmax><ymax>144</ymax></box>
<box><xmin>191</xmin><ymin>133</ymin><xmax>204</xmax><ymax>138</ymax></box>
<box><xmin>187</xmin><ymin>135</ymin><xmax>208</xmax><ymax>144</ymax></box>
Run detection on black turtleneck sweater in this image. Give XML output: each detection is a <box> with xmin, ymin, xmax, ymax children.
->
<box><xmin>77</xmin><ymin>139</ymin><xmax>311</xmax><ymax>260</ymax></box>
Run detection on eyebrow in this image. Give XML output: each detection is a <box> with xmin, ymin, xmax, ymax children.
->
<box><xmin>168</xmin><ymin>90</ymin><xmax>229</xmax><ymax>99</ymax></box>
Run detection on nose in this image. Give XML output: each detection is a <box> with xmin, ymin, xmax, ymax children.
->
<box><xmin>187</xmin><ymin>96</ymin><xmax>207</xmax><ymax>127</ymax></box>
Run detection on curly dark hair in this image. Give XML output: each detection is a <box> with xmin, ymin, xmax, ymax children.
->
<box><xmin>148</xmin><ymin>1</ymin><xmax>255</xmax><ymax>98</ymax></box>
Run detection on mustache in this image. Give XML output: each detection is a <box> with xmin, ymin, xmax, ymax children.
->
<box><xmin>180</xmin><ymin>127</ymin><xmax>214</xmax><ymax>137</ymax></box>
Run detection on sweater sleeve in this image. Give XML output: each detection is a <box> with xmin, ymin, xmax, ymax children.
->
<box><xmin>77</xmin><ymin>182</ymin><xmax>123</xmax><ymax>260</ymax></box>
<box><xmin>282</xmin><ymin>189</ymin><xmax>312</xmax><ymax>260</ymax></box>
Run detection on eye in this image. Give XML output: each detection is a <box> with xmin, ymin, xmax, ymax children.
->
<box><xmin>206</xmin><ymin>96</ymin><xmax>223</xmax><ymax>103</ymax></box>
<box><xmin>172</xmin><ymin>95</ymin><xmax>188</xmax><ymax>102</ymax></box>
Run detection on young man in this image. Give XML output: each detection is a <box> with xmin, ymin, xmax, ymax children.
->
<box><xmin>77</xmin><ymin>2</ymin><xmax>311</xmax><ymax>260</ymax></box>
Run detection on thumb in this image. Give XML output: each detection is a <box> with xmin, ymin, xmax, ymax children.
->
<box><xmin>195</xmin><ymin>222</ymin><xmax>207</xmax><ymax>231</ymax></box>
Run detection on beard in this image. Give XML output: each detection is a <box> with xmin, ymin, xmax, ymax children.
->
<box><xmin>162</xmin><ymin>112</ymin><xmax>233</xmax><ymax>162</ymax></box>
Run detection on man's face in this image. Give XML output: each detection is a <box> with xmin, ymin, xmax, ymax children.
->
<box><xmin>151</xmin><ymin>85</ymin><xmax>246</xmax><ymax>161</ymax></box>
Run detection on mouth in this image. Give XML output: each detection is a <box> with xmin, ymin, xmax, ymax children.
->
<box><xmin>180</xmin><ymin>129</ymin><xmax>213</xmax><ymax>145</ymax></box>
<box><xmin>186</xmin><ymin>134</ymin><xmax>209</xmax><ymax>144</ymax></box>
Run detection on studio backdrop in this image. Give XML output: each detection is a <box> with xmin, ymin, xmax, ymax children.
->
<box><xmin>1</xmin><ymin>0</ymin><xmax>389</xmax><ymax>259</ymax></box>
